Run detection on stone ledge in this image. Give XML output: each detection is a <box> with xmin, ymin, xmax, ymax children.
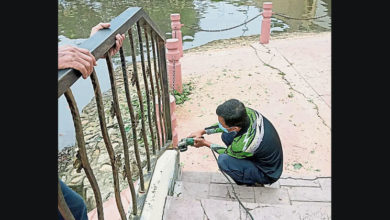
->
<box><xmin>139</xmin><ymin>150</ymin><xmax>179</xmax><ymax>220</ymax></box>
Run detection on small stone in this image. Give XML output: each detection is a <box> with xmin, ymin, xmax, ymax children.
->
<box><xmin>99</xmin><ymin>164</ymin><xmax>112</xmax><ymax>172</ymax></box>
<box><xmin>70</xmin><ymin>175</ymin><xmax>84</xmax><ymax>185</ymax></box>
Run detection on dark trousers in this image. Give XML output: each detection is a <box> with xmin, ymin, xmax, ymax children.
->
<box><xmin>58</xmin><ymin>180</ymin><xmax>88</xmax><ymax>220</ymax></box>
<box><xmin>217</xmin><ymin>132</ymin><xmax>271</xmax><ymax>185</ymax></box>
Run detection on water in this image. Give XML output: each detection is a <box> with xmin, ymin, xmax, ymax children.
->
<box><xmin>58</xmin><ymin>0</ymin><xmax>331</xmax><ymax>151</ymax></box>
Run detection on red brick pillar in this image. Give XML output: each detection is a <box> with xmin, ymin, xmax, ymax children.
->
<box><xmin>260</xmin><ymin>2</ymin><xmax>273</xmax><ymax>44</ymax></box>
<box><xmin>170</xmin><ymin>13</ymin><xmax>184</xmax><ymax>57</ymax></box>
<box><xmin>166</xmin><ymin>38</ymin><xmax>183</xmax><ymax>93</ymax></box>
<box><xmin>154</xmin><ymin>95</ymin><xmax>178</xmax><ymax>147</ymax></box>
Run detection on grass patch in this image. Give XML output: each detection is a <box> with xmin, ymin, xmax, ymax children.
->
<box><xmin>293</xmin><ymin>163</ymin><xmax>303</xmax><ymax>170</ymax></box>
<box><xmin>173</xmin><ymin>82</ymin><xmax>194</xmax><ymax>105</ymax></box>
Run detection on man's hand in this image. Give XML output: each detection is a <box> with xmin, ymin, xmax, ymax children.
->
<box><xmin>58</xmin><ymin>45</ymin><xmax>97</xmax><ymax>79</ymax></box>
<box><xmin>90</xmin><ymin>23</ymin><xmax>126</xmax><ymax>57</ymax></box>
<box><xmin>187</xmin><ymin>129</ymin><xmax>206</xmax><ymax>139</ymax></box>
<box><xmin>193</xmin><ymin>137</ymin><xmax>211</xmax><ymax>148</ymax></box>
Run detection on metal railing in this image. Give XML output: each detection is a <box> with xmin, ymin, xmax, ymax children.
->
<box><xmin>58</xmin><ymin>7</ymin><xmax>173</xmax><ymax>220</ymax></box>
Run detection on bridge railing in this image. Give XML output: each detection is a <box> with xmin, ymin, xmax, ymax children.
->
<box><xmin>58</xmin><ymin>7</ymin><xmax>173</xmax><ymax>220</ymax></box>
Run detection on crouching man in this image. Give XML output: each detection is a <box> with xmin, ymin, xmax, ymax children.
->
<box><xmin>188</xmin><ymin>99</ymin><xmax>283</xmax><ymax>186</ymax></box>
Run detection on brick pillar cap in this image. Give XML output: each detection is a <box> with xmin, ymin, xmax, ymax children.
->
<box><xmin>166</xmin><ymin>38</ymin><xmax>179</xmax><ymax>43</ymax></box>
<box><xmin>166</xmin><ymin>39</ymin><xmax>179</xmax><ymax>50</ymax></box>
<box><xmin>263</xmin><ymin>2</ymin><xmax>273</xmax><ymax>8</ymax></box>
<box><xmin>170</xmin><ymin>14</ymin><xmax>180</xmax><ymax>20</ymax></box>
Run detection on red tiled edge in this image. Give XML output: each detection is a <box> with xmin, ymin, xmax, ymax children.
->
<box><xmin>88</xmin><ymin>180</ymin><xmax>138</xmax><ymax>220</ymax></box>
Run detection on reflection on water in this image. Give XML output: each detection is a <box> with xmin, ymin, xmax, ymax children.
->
<box><xmin>58</xmin><ymin>0</ymin><xmax>330</xmax><ymax>42</ymax></box>
<box><xmin>58</xmin><ymin>0</ymin><xmax>331</xmax><ymax>150</ymax></box>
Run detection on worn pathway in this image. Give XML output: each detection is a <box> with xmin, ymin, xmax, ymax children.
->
<box><xmin>176</xmin><ymin>32</ymin><xmax>331</xmax><ymax>177</ymax></box>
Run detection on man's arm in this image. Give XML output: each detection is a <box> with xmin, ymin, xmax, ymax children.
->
<box><xmin>193</xmin><ymin>138</ymin><xmax>227</xmax><ymax>154</ymax></box>
<box><xmin>210</xmin><ymin>144</ymin><xmax>227</xmax><ymax>154</ymax></box>
<box><xmin>194</xmin><ymin>130</ymin><xmax>254</xmax><ymax>158</ymax></box>
<box><xmin>204</xmin><ymin>123</ymin><xmax>224</xmax><ymax>135</ymax></box>
<box><xmin>193</xmin><ymin>135</ymin><xmax>254</xmax><ymax>157</ymax></box>
<box><xmin>187</xmin><ymin>122</ymin><xmax>224</xmax><ymax>138</ymax></box>
<box><xmin>187</xmin><ymin>129</ymin><xmax>206</xmax><ymax>138</ymax></box>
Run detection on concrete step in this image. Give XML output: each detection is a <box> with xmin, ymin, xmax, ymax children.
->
<box><xmin>179</xmin><ymin>171</ymin><xmax>281</xmax><ymax>188</ymax></box>
<box><xmin>176</xmin><ymin>171</ymin><xmax>331</xmax><ymax>204</ymax></box>
<box><xmin>163</xmin><ymin>196</ymin><xmax>331</xmax><ymax>220</ymax></box>
<box><xmin>173</xmin><ymin>180</ymin><xmax>290</xmax><ymax>204</ymax></box>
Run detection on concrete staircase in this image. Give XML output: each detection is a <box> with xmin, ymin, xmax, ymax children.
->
<box><xmin>163</xmin><ymin>171</ymin><xmax>331</xmax><ymax>220</ymax></box>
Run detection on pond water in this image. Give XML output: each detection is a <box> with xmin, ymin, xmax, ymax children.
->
<box><xmin>58</xmin><ymin>0</ymin><xmax>331</xmax><ymax>151</ymax></box>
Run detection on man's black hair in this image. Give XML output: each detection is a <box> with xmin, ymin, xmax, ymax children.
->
<box><xmin>216</xmin><ymin>99</ymin><xmax>250</xmax><ymax>128</ymax></box>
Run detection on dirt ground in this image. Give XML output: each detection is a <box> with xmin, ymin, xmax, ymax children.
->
<box><xmin>174</xmin><ymin>32</ymin><xmax>331</xmax><ymax>178</ymax></box>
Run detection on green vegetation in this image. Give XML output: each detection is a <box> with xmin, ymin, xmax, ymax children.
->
<box><xmin>173</xmin><ymin>82</ymin><xmax>194</xmax><ymax>105</ymax></box>
<box><xmin>293</xmin><ymin>163</ymin><xmax>303</xmax><ymax>170</ymax></box>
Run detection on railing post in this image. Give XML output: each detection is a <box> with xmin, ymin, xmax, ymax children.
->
<box><xmin>170</xmin><ymin>14</ymin><xmax>184</xmax><ymax>57</ymax></box>
<box><xmin>155</xmin><ymin>96</ymin><xmax>165</xmax><ymax>147</ymax></box>
<box><xmin>166</xmin><ymin>38</ymin><xmax>183</xmax><ymax>93</ymax></box>
<box><xmin>158</xmin><ymin>39</ymin><xmax>173</xmax><ymax>142</ymax></box>
<box><xmin>260</xmin><ymin>2</ymin><xmax>273</xmax><ymax>44</ymax></box>
<box><xmin>170</xmin><ymin>95</ymin><xmax>178</xmax><ymax>147</ymax></box>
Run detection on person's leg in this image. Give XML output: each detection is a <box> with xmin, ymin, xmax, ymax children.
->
<box><xmin>58</xmin><ymin>180</ymin><xmax>88</xmax><ymax>220</ymax></box>
<box><xmin>217</xmin><ymin>154</ymin><xmax>271</xmax><ymax>185</ymax></box>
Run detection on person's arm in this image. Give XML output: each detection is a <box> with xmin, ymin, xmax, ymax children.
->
<box><xmin>193</xmin><ymin>137</ymin><xmax>227</xmax><ymax>154</ymax></box>
<box><xmin>187</xmin><ymin>122</ymin><xmax>224</xmax><ymax>138</ymax></box>
<box><xmin>204</xmin><ymin>123</ymin><xmax>224</xmax><ymax>135</ymax></box>
<box><xmin>193</xmin><ymin>135</ymin><xmax>254</xmax><ymax>157</ymax></box>
<box><xmin>58</xmin><ymin>22</ymin><xmax>126</xmax><ymax>79</ymax></box>
<box><xmin>194</xmin><ymin>131</ymin><xmax>254</xmax><ymax>158</ymax></box>
<box><xmin>90</xmin><ymin>23</ymin><xmax>125</xmax><ymax>57</ymax></box>
<box><xmin>210</xmin><ymin>144</ymin><xmax>228</xmax><ymax>154</ymax></box>
<box><xmin>58</xmin><ymin>45</ymin><xmax>97</xmax><ymax>79</ymax></box>
<box><xmin>187</xmin><ymin>129</ymin><xmax>206</xmax><ymax>138</ymax></box>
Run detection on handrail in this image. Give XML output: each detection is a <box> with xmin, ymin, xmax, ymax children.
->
<box><xmin>58</xmin><ymin>6</ymin><xmax>173</xmax><ymax>220</ymax></box>
<box><xmin>58</xmin><ymin>7</ymin><xmax>165</xmax><ymax>98</ymax></box>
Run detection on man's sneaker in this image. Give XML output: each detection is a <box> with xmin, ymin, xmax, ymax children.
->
<box><xmin>254</xmin><ymin>183</ymin><xmax>264</xmax><ymax>187</ymax></box>
<box><xmin>244</xmin><ymin>183</ymin><xmax>264</xmax><ymax>187</ymax></box>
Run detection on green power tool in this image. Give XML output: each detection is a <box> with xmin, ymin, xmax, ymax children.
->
<box><xmin>177</xmin><ymin>138</ymin><xmax>194</xmax><ymax>152</ymax></box>
<box><xmin>177</xmin><ymin>136</ymin><xmax>204</xmax><ymax>152</ymax></box>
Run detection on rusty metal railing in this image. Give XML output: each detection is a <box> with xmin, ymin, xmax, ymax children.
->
<box><xmin>58</xmin><ymin>7</ymin><xmax>173</xmax><ymax>220</ymax></box>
